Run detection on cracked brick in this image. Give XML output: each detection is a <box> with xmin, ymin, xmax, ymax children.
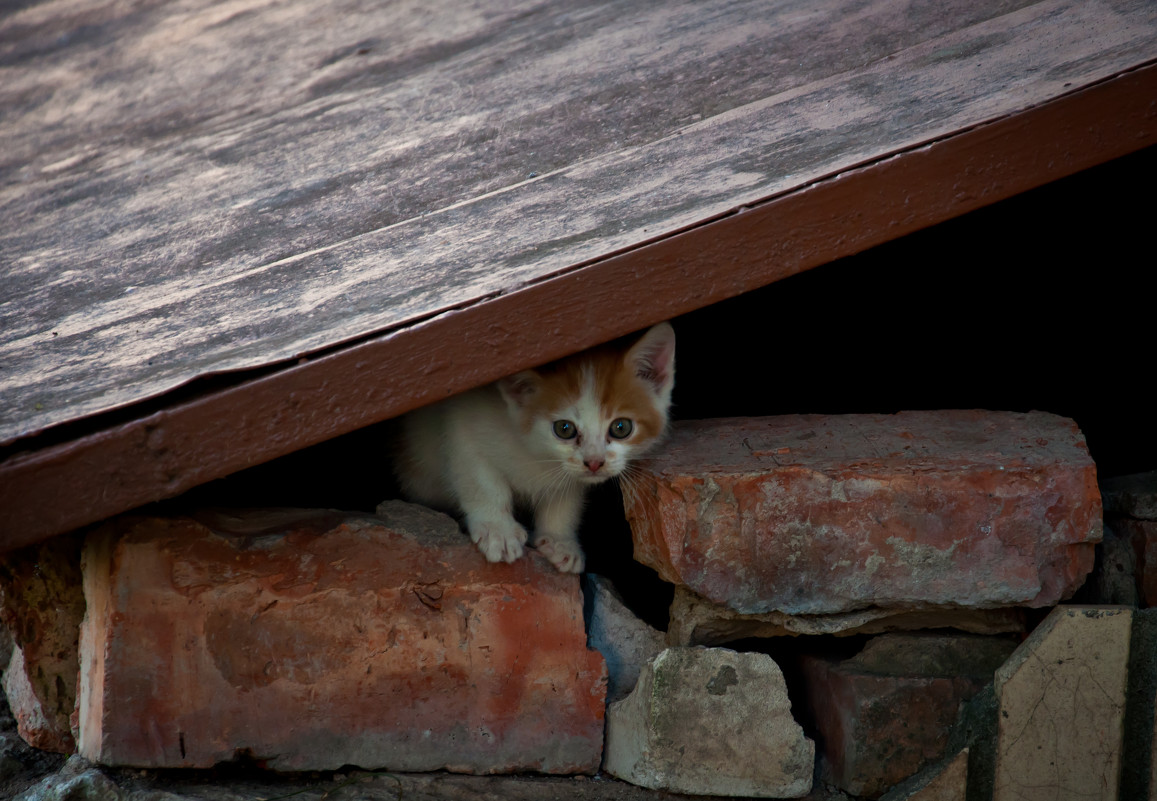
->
<box><xmin>76</xmin><ymin>503</ymin><xmax>606</xmax><ymax>773</ymax></box>
<box><xmin>623</xmin><ymin>410</ymin><xmax>1101</xmax><ymax>615</ymax></box>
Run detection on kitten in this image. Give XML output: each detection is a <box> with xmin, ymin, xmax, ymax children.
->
<box><xmin>393</xmin><ymin>322</ymin><xmax>676</xmax><ymax>573</ymax></box>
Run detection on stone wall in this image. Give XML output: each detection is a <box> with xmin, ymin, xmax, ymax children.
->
<box><xmin>3</xmin><ymin>412</ymin><xmax>1155</xmax><ymax>800</ymax></box>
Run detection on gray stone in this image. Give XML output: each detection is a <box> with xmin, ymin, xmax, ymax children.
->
<box><xmin>0</xmin><ymin>733</ymin><xmax>27</xmax><ymax>784</ymax></box>
<box><xmin>604</xmin><ymin>647</ymin><xmax>813</xmax><ymax>797</ymax></box>
<box><xmin>993</xmin><ymin>606</ymin><xmax>1132</xmax><ymax>801</ymax></box>
<box><xmin>14</xmin><ymin>755</ymin><xmax>122</xmax><ymax>801</ymax></box>
<box><xmin>583</xmin><ymin>576</ymin><xmax>666</xmax><ymax>702</ymax></box>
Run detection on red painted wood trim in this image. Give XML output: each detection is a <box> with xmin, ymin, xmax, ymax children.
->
<box><xmin>2</xmin><ymin>63</ymin><xmax>1155</xmax><ymax>551</ymax></box>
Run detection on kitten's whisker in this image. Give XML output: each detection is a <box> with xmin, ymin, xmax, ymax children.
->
<box><xmin>616</xmin><ymin>464</ymin><xmax>658</xmax><ymax>534</ymax></box>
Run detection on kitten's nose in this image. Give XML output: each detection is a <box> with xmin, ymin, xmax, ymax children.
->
<box><xmin>584</xmin><ymin>458</ymin><xmax>605</xmax><ymax>474</ymax></box>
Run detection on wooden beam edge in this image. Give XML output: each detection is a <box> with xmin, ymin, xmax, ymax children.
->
<box><xmin>3</xmin><ymin>62</ymin><xmax>1155</xmax><ymax>550</ymax></box>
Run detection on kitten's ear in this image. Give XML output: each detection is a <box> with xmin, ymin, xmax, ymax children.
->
<box><xmin>627</xmin><ymin>322</ymin><xmax>676</xmax><ymax>398</ymax></box>
<box><xmin>497</xmin><ymin>370</ymin><xmax>541</xmax><ymax>408</ymax></box>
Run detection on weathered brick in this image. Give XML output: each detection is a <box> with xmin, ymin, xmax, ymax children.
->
<box><xmin>993</xmin><ymin>606</ymin><xmax>1132</xmax><ymax>801</ymax></box>
<box><xmin>0</xmin><ymin>534</ymin><xmax>85</xmax><ymax>753</ymax></box>
<box><xmin>880</xmin><ymin>749</ymin><xmax>968</xmax><ymax>801</ymax></box>
<box><xmin>1101</xmin><ymin>470</ymin><xmax>1157</xmax><ymax>520</ymax></box>
<box><xmin>668</xmin><ymin>586</ymin><xmax>1024</xmax><ymax>647</ymax></box>
<box><xmin>623</xmin><ymin>411</ymin><xmax>1101</xmax><ymax>615</ymax></box>
<box><xmin>77</xmin><ymin>503</ymin><xmax>606</xmax><ymax>773</ymax></box>
<box><xmin>1115</xmin><ymin>519</ymin><xmax>1157</xmax><ymax>608</ymax></box>
<box><xmin>604</xmin><ymin>647</ymin><xmax>813</xmax><ymax>797</ymax></box>
<box><xmin>801</xmin><ymin>633</ymin><xmax>1014</xmax><ymax>799</ymax></box>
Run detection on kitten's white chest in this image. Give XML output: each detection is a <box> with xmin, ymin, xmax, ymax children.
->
<box><xmin>397</xmin><ymin>386</ymin><xmax>561</xmax><ymax>507</ymax></box>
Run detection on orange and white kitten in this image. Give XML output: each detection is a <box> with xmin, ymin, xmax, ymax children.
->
<box><xmin>394</xmin><ymin>323</ymin><xmax>675</xmax><ymax>573</ymax></box>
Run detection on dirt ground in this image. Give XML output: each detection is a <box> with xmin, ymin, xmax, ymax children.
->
<box><xmin>1</xmin><ymin>693</ymin><xmax>852</xmax><ymax>801</ymax></box>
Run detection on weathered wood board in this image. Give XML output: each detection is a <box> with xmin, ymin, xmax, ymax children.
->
<box><xmin>2</xmin><ymin>0</ymin><xmax>1155</xmax><ymax>449</ymax></box>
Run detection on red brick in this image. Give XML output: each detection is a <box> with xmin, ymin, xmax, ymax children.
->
<box><xmin>1116</xmin><ymin>519</ymin><xmax>1157</xmax><ymax>608</ymax></box>
<box><xmin>800</xmin><ymin>633</ymin><xmax>1015</xmax><ymax>799</ymax></box>
<box><xmin>623</xmin><ymin>411</ymin><xmax>1101</xmax><ymax>615</ymax></box>
<box><xmin>77</xmin><ymin>503</ymin><xmax>606</xmax><ymax>772</ymax></box>
<box><xmin>0</xmin><ymin>534</ymin><xmax>85</xmax><ymax>753</ymax></box>
<box><xmin>1101</xmin><ymin>470</ymin><xmax>1157</xmax><ymax>519</ymax></box>
<box><xmin>667</xmin><ymin>586</ymin><xmax>1025</xmax><ymax>647</ymax></box>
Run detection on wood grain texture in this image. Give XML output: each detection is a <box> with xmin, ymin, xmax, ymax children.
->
<box><xmin>2</xmin><ymin>62</ymin><xmax>1155</xmax><ymax>550</ymax></box>
<box><xmin>1</xmin><ymin>0</ymin><xmax>1156</xmax><ymax>547</ymax></box>
<box><xmin>2</xmin><ymin>0</ymin><xmax>1155</xmax><ymax>446</ymax></box>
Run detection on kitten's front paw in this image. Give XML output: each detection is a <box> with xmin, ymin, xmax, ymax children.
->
<box><xmin>467</xmin><ymin>517</ymin><xmax>527</xmax><ymax>564</ymax></box>
<box><xmin>533</xmin><ymin>534</ymin><xmax>585</xmax><ymax>574</ymax></box>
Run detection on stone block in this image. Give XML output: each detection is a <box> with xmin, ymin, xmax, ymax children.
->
<box><xmin>77</xmin><ymin>503</ymin><xmax>606</xmax><ymax>773</ymax></box>
<box><xmin>13</xmin><ymin>754</ymin><xmax>121</xmax><ymax>801</ymax></box>
<box><xmin>801</xmin><ymin>633</ymin><xmax>1014</xmax><ymax>799</ymax></box>
<box><xmin>583</xmin><ymin>575</ymin><xmax>665</xmax><ymax>703</ymax></box>
<box><xmin>623</xmin><ymin>411</ymin><xmax>1101</xmax><ymax>615</ymax></box>
<box><xmin>667</xmin><ymin>586</ymin><xmax>1024</xmax><ymax>647</ymax></box>
<box><xmin>993</xmin><ymin>606</ymin><xmax>1132</xmax><ymax>801</ymax></box>
<box><xmin>0</xmin><ymin>534</ymin><xmax>85</xmax><ymax>753</ymax></box>
<box><xmin>604</xmin><ymin>647</ymin><xmax>813</xmax><ymax>797</ymax></box>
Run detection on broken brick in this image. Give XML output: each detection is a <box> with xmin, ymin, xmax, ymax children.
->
<box><xmin>77</xmin><ymin>503</ymin><xmax>606</xmax><ymax>773</ymax></box>
<box><xmin>800</xmin><ymin>633</ymin><xmax>1014</xmax><ymax>799</ymax></box>
<box><xmin>1101</xmin><ymin>470</ymin><xmax>1157</xmax><ymax>520</ymax></box>
<box><xmin>624</xmin><ymin>411</ymin><xmax>1101</xmax><ymax>615</ymax></box>
<box><xmin>1115</xmin><ymin>519</ymin><xmax>1157</xmax><ymax>608</ymax></box>
<box><xmin>667</xmin><ymin>586</ymin><xmax>1024</xmax><ymax>647</ymax></box>
<box><xmin>0</xmin><ymin>534</ymin><xmax>85</xmax><ymax>753</ymax></box>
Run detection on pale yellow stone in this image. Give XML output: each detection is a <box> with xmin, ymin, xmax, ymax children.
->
<box><xmin>993</xmin><ymin>606</ymin><xmax>1132</xmax><ymax>801</ymax></box>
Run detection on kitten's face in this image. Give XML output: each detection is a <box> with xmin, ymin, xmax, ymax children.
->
<box><xmin>499</xmin><ymin>323</ymin><xmax>676</xmax><ymax>485</ymax></box>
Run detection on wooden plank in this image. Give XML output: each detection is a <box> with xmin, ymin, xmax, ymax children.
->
<box><xmin>2</xmin><ymin>0</ymin><xmax>1156</xmax><ymax>549</ymax></box>
<box><xmin>2</xmin><ymin>62</ymin><xmax>1155</xmax><ymax>550</ymax></box>
<box><xmin>2</xmin><ymin>0</ymin><xmax>1155</xmax><ymax>447</ymax></box>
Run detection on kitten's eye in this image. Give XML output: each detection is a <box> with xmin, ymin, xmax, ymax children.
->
<box><xmin>553</xmin><ymin>420</ymin><xmax>578</xmax><ymax>440</ymax></box>
<box><xmin>609</xmin><ymin>418</ymin><xmax>634</xmax><ymax>439</ymax></box>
